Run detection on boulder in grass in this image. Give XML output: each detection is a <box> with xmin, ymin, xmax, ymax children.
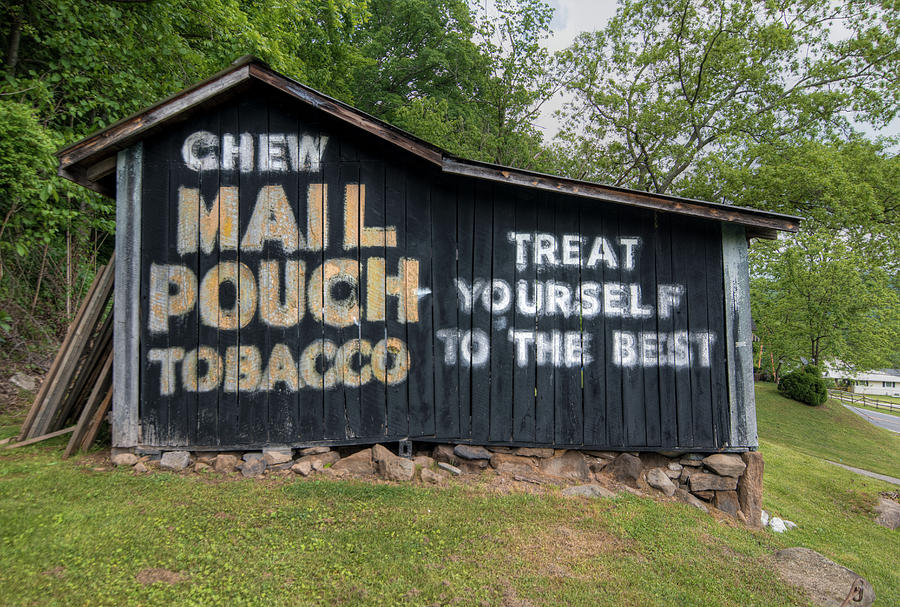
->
<box><xmin>111</xmin><ymin>453</ymin><xmax>139</xmax><ymax>467</ymax></box>
<box><xmin>213</xmin><ymin>454</ymin><xmax>240</xmax><ymax>473</ymax></box>
<box><xmin>294</xmin><ymin>451</ymin><xmax>340</xmax><ymax>472</ymax></box>
<box><xmin>701</xmin><ymin>453</ymin><xmax>746</xmax><ymax>477</ymax></box>
<box><xmin>420</xmin><ymin>468</ymin><xmax>447</xmax><ymax>485</ymax></box>
<box><xmin>432</xmin><ymin>445</ymin><xmax>459</xmax><ymax>465</ymax></box>
<box><xmin>773</xmin><ymin>547</ymin><xmax>875</xmax><ymax>607</ymax></box>
<box><xmin>263</xmin><ymin>448</ymin><xmax>292</xmax><ymax>466</ymax></box>
<box><xmin>490</xmin><ymin>453</ymin><xmax>538</xmax><ymax>476</ymax></box>
<box><xmin>646</xmin><ymin>468</ymin><xmax>676</xmax><ymax>496</ymax></box>
<box><xmin>605</xmin><ymin>453</ymin><xmax>642</xmax><ymax>484</ymax></box>
<box><xmin>540</xmin><ymin>451</ymin><xmax>592</xmax><ymax>482</ymax></box>
<box><xmin>240</xmin><ymin>457</ymin><xmax>266</xmax><ymax>477</ymax></box>
<box><xmin>561</xmin><ymin>484</ymin><xmax>617</xmax><ymax>499</ymax></box>
<box><xmin>713</xmin><ymin>491</ymin><xmax>740</xmax><ymax>516</ymax></box>
<box><xmin>737</xmin><ymin>451</ymin><xmax>764</xmax><ymax>527</ymax></box>
<box><xmin>689</xmin><ymin>472</ymin><xmax>737</xmax><ymax>492</ymax></box>
<box><xmin>675</xmin><ymin>488</ymin><xmax>708</xmax><ymax>513</ymax></box>
<box><xmin>160</xmin><ymin>451</ymin><xmax>192</xmax><ymax>471</ymax></box>
<box><xmin>874</xmin><ymin>497</ymin><xmax>900</xmax><ymax>530</ymax></box>
<box><xmin>453</xmin><ymin>445</ymin><xmax>492</xmax><ymax>460</ymax></box>
<box><xmin>330</xmin><ymin>449</ymin><xmax>375</xmax><ymax>477</ymax></box>
<box><xmin>381</xmin><ymin>457</ymin><xmax>415</xmax><ymax>482</ymax></box>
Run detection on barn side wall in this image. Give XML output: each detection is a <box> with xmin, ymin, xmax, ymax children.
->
<box><xmin>122</xmin><ymin>86</ymin><xmax>748</xmax><ymax>452</ymax></box>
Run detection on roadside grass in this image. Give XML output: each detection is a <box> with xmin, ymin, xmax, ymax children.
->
<box><xmin>755</xmin><ymin>382</ymin><xmax>900</xmax><ymax>478</ymax></box>
<box><xmin>849</xmin><ymin>402</ymin><xmax>900</xmax><ymax>418</ymax></box>
<box><xmin>0</xmin><ymin>384</ymin><xmax>896</xmax><ymax>606</ymax></box>
<box><xmin>760</xmin><ymin>439</ymin><xmax>898</xmax><ymax>603</ymax></box>
<box><xmin>866</xmin><ymin>394</ymin><xmax>900</xmax><ymax>405</ymax></box>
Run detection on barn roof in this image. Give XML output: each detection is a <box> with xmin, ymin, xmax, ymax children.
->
<box><xmin>57</xmin><ymin>56</ymin><xmax>799</xmax><ymax>239</ymax></box>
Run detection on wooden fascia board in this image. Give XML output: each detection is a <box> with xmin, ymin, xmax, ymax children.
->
<box><xmin>58</xmin><ymin>66</ymin><xmax>252</xmax><ymax>171</ymax></box>
<box><xmin>441</xmin><ymin>158</ymin><xmax>799</xmax><ymax>237</ymax></box>
<box><xmin>246</xmin><ymin>64</ymin><xmax>443</xmax><ymax>167</ymax></box>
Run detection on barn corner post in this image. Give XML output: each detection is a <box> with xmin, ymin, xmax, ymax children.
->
<box><xmin>112</xmin><ymin>143</ymin><xmax>142</xmax><ymax>448</ymax></box>
<box><xmin>722</xmin><ymin>223</ymin><xmax>757</xmax><ymax>449</ymax></box>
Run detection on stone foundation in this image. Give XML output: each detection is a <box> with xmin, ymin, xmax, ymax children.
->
<box><xmin>117</xmin><ymin>444</ymin><xmax>763</xmax><ymax>524</ymax></box>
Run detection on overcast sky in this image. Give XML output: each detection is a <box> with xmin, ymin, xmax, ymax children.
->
<box><xmin>533</xmin><ymin>0</ymin><xmax>616</xmax><ymax>138</ymax></box>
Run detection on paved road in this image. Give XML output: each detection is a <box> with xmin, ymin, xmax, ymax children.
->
<box><xmin>843</xmin><ymin>404</ymin><xmax>900</xmax><ymax>434</ymax></box>
<box><xmin>826</xmin><ymin>461</ymin><xmax>900</xmax><ymax>486</ymax></box>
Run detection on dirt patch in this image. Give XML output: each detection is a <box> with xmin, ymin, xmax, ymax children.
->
<box><xmin>41</xmin><ymin>566</ymin><xmax>65</xmax><ymax>578</ymax></box>
<box><xmin>135</xmin><ymin>568</ymin><xmax>186</xmax><ymax>585</ymax></box>
<box><xmin>504</xmin><ymin>521</ymin><xmax>631</xmax><ymax>581</ymax></box>
<box><xmin>501</xmin><ymin>580</ymin><xmax>536</xmax><ymax>607</ymax></box>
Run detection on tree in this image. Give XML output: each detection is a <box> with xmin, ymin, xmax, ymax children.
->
<box><xmin>555</xmin><ymin>0</ymin><xmax>900</xmax><ymax>194</ymax></box>
<box><xmin>685</xmin><ymin>137</ymin><xmax>900</xmax><ymax>266</ymax></box>
<box><xmin>352</xmin><ymin>0</ymin><xmax>559</xmax><ymax>170</ymax></box>
<box><xmin>750</xmin><ymin>229</ymin><xmax>900</xmax><ymax>373</ymax></box>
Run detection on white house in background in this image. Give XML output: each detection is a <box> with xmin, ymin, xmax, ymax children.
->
<box><xmin>823</xmin><ymin>366</ymin><xmax>900</xmax><ymax>397</ymax></box>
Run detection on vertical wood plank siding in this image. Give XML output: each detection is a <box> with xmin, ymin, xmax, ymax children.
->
<box><xmin>136</xmin><ymin>88</ymin><xmax>748</xmax><ymax>451</ymax></box>
<box><xmin>112</xmin><ymin>143</ymin><xmax>142</xmax><ymax>447</ymax></box>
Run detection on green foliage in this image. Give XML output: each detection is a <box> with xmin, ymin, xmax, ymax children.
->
<box><xmin>0</xmin><ymin>101</ymin><xmax>63</xmax><ymax>255</ymax></box>
<box><xmin>751</xmin><ymin>229</ymin><xmax>900</xmax><ymax>372</ymax></box>
<box><xmin>555</xmin><ymin>0</ymin><xmax>900</xmax><ymax>194</ymax></box>
<box><xmin>777</xmin><ymin>365</ymin><xmax>828</xmax><ymax>406</ymax></box>
<box><xmin>353</xmin><ymin>0</ymin><xmax>557</xmax><ymax>170</ymax></box>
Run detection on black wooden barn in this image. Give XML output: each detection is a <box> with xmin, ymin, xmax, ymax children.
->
<box><xmin>57</xmin><ymin>57</ymin><xmax>798</xmax><ymax>454</ymax></box>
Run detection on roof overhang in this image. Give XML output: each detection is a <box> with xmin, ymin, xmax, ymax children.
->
<box><xmin>57</xmin><ymin>56</ymin><xmax>800</xmax><ymax>239</ymax></box>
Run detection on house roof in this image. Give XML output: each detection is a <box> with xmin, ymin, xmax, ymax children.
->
<box><xmin>57</xmin><ymin>56</ymin><xmax>800</xmax><ymax>239</ymax></box>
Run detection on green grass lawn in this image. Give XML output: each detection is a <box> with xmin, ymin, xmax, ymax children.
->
<box><xmin>755</xmin><ymin>382</ymin><xmax>900</xmax><ymax>478</ymax></box>
<box><xmin>0</xmin><ymin>385</ymin><xmax>896</xmax><ymax>606</ymax></box>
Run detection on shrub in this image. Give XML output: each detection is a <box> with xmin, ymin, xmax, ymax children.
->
<box><xmin>778</xmin><ymin>365</ymin><xmax>828</xmax><ymax>406</ymax></box>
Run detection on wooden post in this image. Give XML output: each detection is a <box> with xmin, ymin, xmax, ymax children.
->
<box><xmin>722</xmin><ymin>224</ymin><xmax>757</xmax><ymax>448</ymax></box>
<box><xmin>112</xmin><ymin>143</ymin><xmax>142</xmax><ymax>448</ymax></box>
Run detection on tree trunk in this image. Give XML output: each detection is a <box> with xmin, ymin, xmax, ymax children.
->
<box><xmin>4</xmin><ymin>6</ymin><xmax>21</xmax><ymax>75</ymax></box>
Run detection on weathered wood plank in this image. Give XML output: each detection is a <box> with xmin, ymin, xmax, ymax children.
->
<box><xmin>405</xmin><ymin>165</ymin><xmax>435</xmax><ymax>438</ymax></box>
<box><xmin>581</xmin><ymin>199</ymin><xmax>608</xmax><ymax>448</ymax></box>
<box><xmin>65</xmin><ymin>349</ymin><xmax>113</xmax><ymax>458</ymax></box>
<box><xmin>533</xmin><ymin>193</ymin><xmax>556</xmax><ymax>445</ymax></box>
<box><xmin>431</xmin><ymin>176</ymin><xmax>460</xmax><ymax>440</ymax></box>
<box><xmin>383</xmin><ymin>163</ymin><xmax>409</xmax><ymax>438</ymax></box>
<box><xmin>18</xmin><ymin>258</ymin><xmax>104</xmax><ymax>440</ymax></box>
<box><xmin>553</xmin><ymin>193</ymin><xmax>583</xmax><ymax>447</ymax></box>
<box><xmin>358</xmin><ymin>160</ymin><xmax>389</xmax><ymax>439</ymax></box>
<box><xmin>113</xmin><ymin>142</ymin><xmax>142</xmax><ymax>449</ymax></box>
<box><xmin>511</xmin><ymin>188</ymin><xmax>538</xmax><ymax>443</ymax></box>
<box><xmin>620</xmin><ymin>208</ymin><xmax>648</xmax><ymax>448</ymax></box>
<box><xmin>6</xmin><ymin>426</ymin><xmax>76</xmax><ymax>450</ymax></box>
<box><xmin>469</xmin><ymin>182</ymin><xmax>493</xmax><ymax>443</ymax></box>
<box><xmin>489</xmin><ymin>186</ymin><xmax>515</xmax><ymax>443</ymax></box>
<box><xmin>28</xmin><ymin>257</ymin><xmax>115</xmax><ymax>438</ymax></box>
<box><xmin>213</xmin><ymin>101</ymin><xmax>241</xmax><ymax>447</ymax></box>
<box><xmin>455</xmin><ymin>179</ymin><xmax>476</xmax><ymax>441</ymax></box>
<box><xmin>722</xmin><ymin>223</ymin><xmax>757</xmax><ymax>448</ymax></box>
<box><xmin>654</xmin><ymin>213</ymin><xmax>678</xmax><ymax>449</ymax></box>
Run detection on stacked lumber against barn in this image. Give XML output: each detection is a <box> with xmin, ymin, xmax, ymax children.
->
<box><xmin>13</xmin><ymin>257</ymin><xmax>115</xmax><ymax>456</ymax></box>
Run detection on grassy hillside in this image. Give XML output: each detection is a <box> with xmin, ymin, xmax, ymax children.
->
<box><xmin>0</xmin><ymin>385</ymin><xmax>896</xmax><ymax>606</ymax></box>
<box><xmin>755</xmin><ymin>382</ymin><xmax>900</xmax><ymax>478</ymax></box>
